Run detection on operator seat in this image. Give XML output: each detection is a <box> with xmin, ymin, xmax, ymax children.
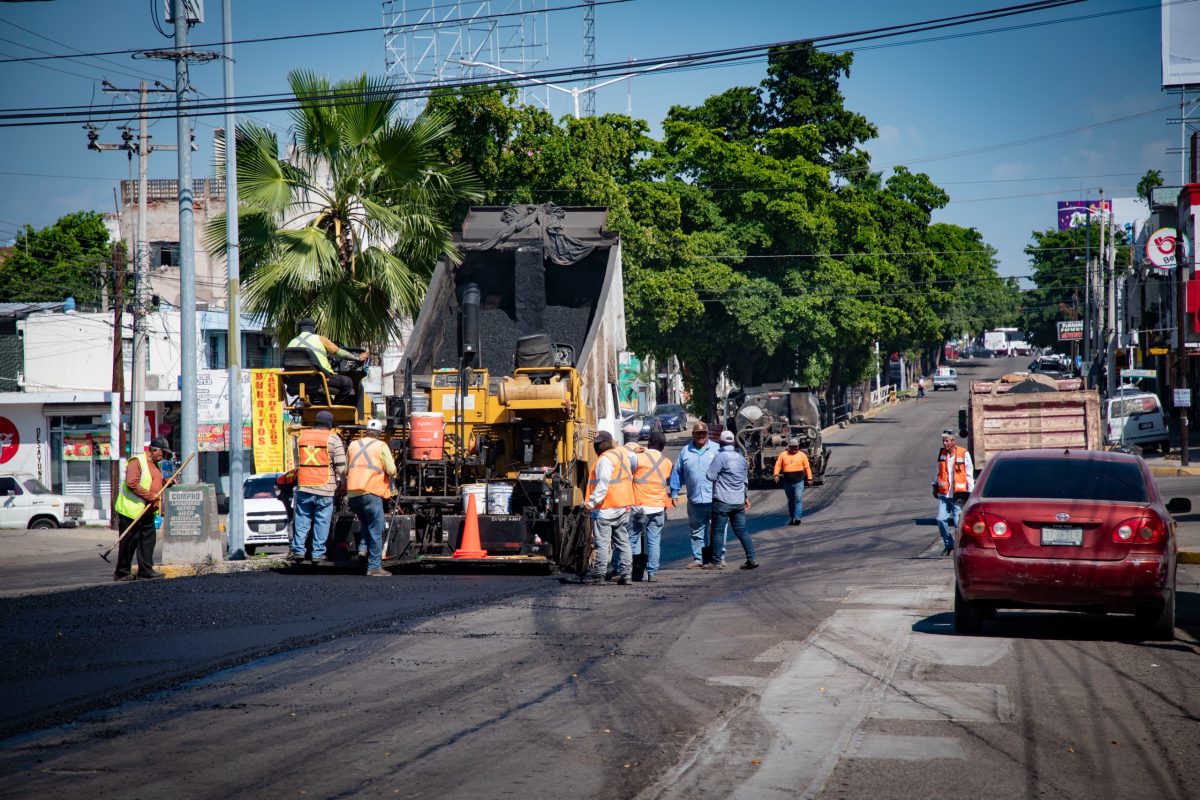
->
<box><xmin>281</xmin><ymin>346</ymin><xmax>331</xmax><ymax>406</ymax></box>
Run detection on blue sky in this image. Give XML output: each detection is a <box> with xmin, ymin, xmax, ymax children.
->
<box><xmin>0</xmin><ymin>0</ymin><xmax>1189</xmax><ymax>285</ymax></box>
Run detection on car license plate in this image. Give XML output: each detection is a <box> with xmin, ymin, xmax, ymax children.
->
<box><xmin>258</xmin><ymin>524</ymin><xmax>277</xmax><ymax>534</ymax></box>
<box><xmin>1041</xmin><ymin>526</ymin><xmax>1082</xmax><ymax>546</ymax></box>
<box><xmin>1138</xmin><ymin>421</ymin><xmax>1153</xmax><ymax>430</ymax></box>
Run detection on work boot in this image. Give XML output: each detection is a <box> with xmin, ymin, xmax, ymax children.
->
<box><xmin>686</xmin><ymin>561</ymin><xmax>703</xmax><ymax>569</ymax></box>
<box><xmin>365</xmin><ymin>568</ymin><xmax>390</xmax><ymax>577</ymax></box>
<box><xmin>740</xmin><ymin>561</ymin><xmax>760</xmax><ymax>570</ymax></box>
<box><xmin>136</xmin><ymin>568</ymin><xmax>164</xmax><ymax>580</ymax></box>
<box><xmin>605</xmin><ymin>569</ymin><xmax>617</xmax><ymax>582</ymax></box>
<box><xmin>616</xmin><ymin>575</ymin><xmax>630</xmax><ymax>586</ymax></box>
<box><xmin>285</xmin><ymin>552</ymin><xmax>304</xmax><ymax>564</ymax></box>
<box><xmin>941</xmin><ymin>545</ymin><xmax>954</xmax><ymax>557</ymax></box>
<box><xmin>645</xmin><ymin>574</ymin><xmax>657</xmax><ymax>583</ymax></box>
<box><xmin>113</xmin><ymin>572</ymin><xmax>135</xmax><ymax>582</ymax></box>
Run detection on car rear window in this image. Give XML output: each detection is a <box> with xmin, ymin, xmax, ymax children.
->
<box><xmin>982</xmin><ymin>457</ymin><xmax>1148</xmax><ymax>503</ymax></box>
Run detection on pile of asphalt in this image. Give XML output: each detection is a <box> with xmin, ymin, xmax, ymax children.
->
<box><xmin>434</xmin><ymin>304</ymin><xmax>593</xmax><ymax>377</ymax></box>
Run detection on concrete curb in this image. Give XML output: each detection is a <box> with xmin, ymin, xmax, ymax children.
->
<box><xmin>1149</xmin><ymin>465</ymin><xmax>1200</xmax><ymax>477</ymax></box>
<box><xmin>1180</xmin><ymin>550</ymin><xmax>1200</xmax><ymax>565</ymax></box>
<box><xmin>143</xmin><ymin>558</ymin><xmax>286</xmax><ymax>580</ymax></box>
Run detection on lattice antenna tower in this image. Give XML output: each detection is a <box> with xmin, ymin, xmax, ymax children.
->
<box><xmin>383</xmin><ymin>0</ymin><xmax>550</xmax><ymax>119</ymax></box>
<box><xmin>582</xmin><ymin>0</ymin><xmax>595</xmax><ymax>117</ymax></box>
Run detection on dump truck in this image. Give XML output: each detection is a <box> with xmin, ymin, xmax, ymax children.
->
<box><xmin>958</xmin><ymin>372</ymin><xmax>1102</xmax><ymax>474</ymax></box>
<box><xmin>727</xmin><ymin>383</ymin><xmax>832</xmax><ymax>487</ymax></box>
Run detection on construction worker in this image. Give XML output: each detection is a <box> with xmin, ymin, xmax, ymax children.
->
<box><xmin>346</xmin><ymin>419</ymin><xmax>397</xmax><ymax>577</ymax></box>
<box><xmin>287</xmin><ymin>318</ymin><xmax>368</xmax><ymax>406</ymax></box>
<box><xmin>628</xmin><ymin>430</ymin><xmax>672</xmax><ymax>582</ymax></box>
<box><xmin>773</xmin><ymin>437</ymin><xmax>813</xmax><ymax>526</ymax></box>
<box><xmin>933</xmin><ymin>429</ymin><xmax>974</xmax><ymax>556</ymax></box>
<box><xmin>584</xmin><ymin>430</ymin><xmax>635</xmax><ymax>585</ymax></box>
<box><xmin>707</xmin><ymin>430</ymin><xmax>758</xmax><ymax>570</ymax></box>
<box><xmin>289</xmin><ymin>410</ymin><xmax>346</xmax><ymax>564</ymax></box>
<box><xmin>112</xmin><ymin>436</ymin><xmax>171</xmax><ymax>581</ymax></box>
<box><xmin>668</xmin><ymin>421</ymin><xmax>726</xmax><ymax>568</ymax></box>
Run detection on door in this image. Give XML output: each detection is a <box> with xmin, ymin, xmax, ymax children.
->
<box><xmin>0</xmin><ymin>476</ymin><xmax>22</xmax><ymax>527</ymax></box>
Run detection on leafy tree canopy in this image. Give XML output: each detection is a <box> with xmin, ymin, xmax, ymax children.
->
<box><xmin>0</xmin><ymin>211</ymin><xmax>113</xmax><ymax>307</ymax></box>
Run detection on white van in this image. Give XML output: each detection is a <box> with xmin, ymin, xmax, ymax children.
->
<box><xmin>242</xmin><ymin>473</ymin><xmax>292</xmax><ymax>555</ymax></box>
<box><xmin>1104</xmin><ymin>389</ymin><xmax>1169</xmax><ymax>452</ymax></box>
<box><xmin>0</xmin><ymin>474</ymin><xmax>85</xmax><ymax>529</ymax></box>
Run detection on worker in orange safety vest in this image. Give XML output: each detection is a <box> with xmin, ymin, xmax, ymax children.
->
<box><xmin>577</xmin><ymin>430</ymin><xmax>636</xmax><ymax>585</ymax></box>
<box><xmin>932</xmin><ymin>429</ymin><xmax>974</xmax><ymax>556</ymax></box>
<box><xmin>345</xmin><ymin>418</ymin><xmax>396</xmax><ymax>577</ymax></box>
<box><xmin>627</xmin><ymin>430</ymin><xmax>673</xmax><ymax>582</ymax></box>
<box><xmin>289</xmin><ymin>410</ymin><xmax>346</xmax><ymax>564</ymax></box>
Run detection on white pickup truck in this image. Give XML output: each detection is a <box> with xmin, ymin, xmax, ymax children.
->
<box><xmin>0</xmin><ymin>473</ymin><xmax>86</xmax><ymax>529</ymax></box>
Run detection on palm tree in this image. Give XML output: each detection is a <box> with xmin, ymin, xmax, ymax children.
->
<box><xmin>207</xmin><ymin>70</ymin><xmax>483</xmax><ymax>346</ymax></box>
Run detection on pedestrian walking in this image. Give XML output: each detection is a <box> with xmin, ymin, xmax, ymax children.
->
<box><xmin>112</xmin><ymin>436</ymin><xmax>172</xmax><ymax>581</ymax></box>
<box><xmin>289</xmin><ymin>410</ymin><xmax>346</xmax><ymax>563</ymax></box>
<box><xmin>773</xmin><ymin>437</ymin><xmax>813</xmax><ymax>526</ymax></box>
<box><xmin>628</xmin><ymin>430</ymin><xmax>672</xmax><ymax>582</ymax></box>
<box><xmin>585</xmin><ymin>430</ymin><xmax>634</xmax><ymax>585</ymax></box>
<box><xmin>668</xmin><ymin>421</ymin><xmax>725</xmax><ymax>568</ymax></box>
<box><xmin>346</xmin><ymin>419</ymin><xmax>397</xmax><ymax>577</ymax></box>
<box><xmin>707</xmin><ymin>430</ymin><xmax>757</xmax><ymax>569</ymax></box>
<box><xmin>933</xmin><ymin>429</ymin><xmax>974</xmax><ymax>556</ymax></box>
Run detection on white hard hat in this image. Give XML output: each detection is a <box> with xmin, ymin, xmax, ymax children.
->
<box><xmin>367</xmin><ymin>419</ymin><xmax>384</xmax><ymax>432</ymax></box>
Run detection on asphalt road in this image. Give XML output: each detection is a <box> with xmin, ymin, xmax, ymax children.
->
<box><xmin>1</xmin><ymin>356</ymin><xmax>1198</xmax><ymax>799</ymax></box>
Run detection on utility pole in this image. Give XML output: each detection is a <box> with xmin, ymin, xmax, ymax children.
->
<box><xmin>1097</xmin><ymin>188</ymin><xmax>1106</xmax><ymax>392</ymax></box>
<box><xmin>1083</xmin><ymin>207</ymin><xmax>1092</xmax><ymax>369</ymax></box>
<box><xmin>109</xmin><ymin>244</ymin><xmax>126</xmax><ymax>530</ymax></box>
<box><xmin>1106</xmin><ymin>205</ymin><xmax>1118</xmax><ymax>396</ymax></box>
<box><xmin>223</xmin><ymin>0</ymin><xmax>246</xmax><ymax>558</ymax></box>
<box><xmin>582</xmin><ymin>0</ymin><xmax>596</xmax><ymax>117</ymax></box>
<box><xmin>174</xmin><ymin>0</ymin><xmax>199</xmax><ymax>484</ymax></box>
<box><xmin>89</xmin><ymin>81</ymin><xmax>175</xmax><ymax>460</ymax></box>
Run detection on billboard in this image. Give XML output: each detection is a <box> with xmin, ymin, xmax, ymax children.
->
<box><xmin>1163</xmin><ymin>0</ymin><xmax>1200</xmax><ymax>88</ymax></box>
<box><xmin>1057</xmin><ymin>320</ymin><xmax>1083</xmax><ymax>342</ymax></box>
<box><xmin>1057</xmin><ymin>200</ymin><xmax>1111</xmax><ymax>230</ymax></box>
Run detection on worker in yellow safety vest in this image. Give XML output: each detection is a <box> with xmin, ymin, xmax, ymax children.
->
<box><xmin>345</xmin><ymin>419</ymin><xmax>396</xmax><ymax>577</ymax></box>
<box><xmin>113</xmin><ymin>436</ymin><xmax>172</xmax><ymax>581</ymax></box>
<box><xmin>932</xmin><ymin>429</ymin><xmax>974</xmax><ymax>556</ymax></box>
<box><xmin>577</xmin><ymin>430</ymin><xmax>636</xmax><ymax>585</ymax></box>
<box><xmin>289</xmin><ymin>410</ymin><xmax>346</xmax><ymax>564</ymax></box>
<box><xmin>287</xmin><ymin>318</ymin><xmax>369</xmax><ymax>406</ymax></box>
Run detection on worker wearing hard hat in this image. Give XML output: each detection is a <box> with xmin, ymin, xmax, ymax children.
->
<box><xmin>289</xmin><ymin>410</ymin><xmax>346</xmax><ymax>564</ymax></box>
<box><xmin>346</xmin><ymin>418</ymin><xmax>397</xmax><ymax>576</ymax></box>
<box><xmin>773</xmin><ymin>438</ymin><xmax>813</xmax><ymax>526</ymax></box>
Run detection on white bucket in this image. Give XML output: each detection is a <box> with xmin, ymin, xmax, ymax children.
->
<box><xmin>461</xmin><ymin>483</ymin><xmax>488</xmax><ymax>515</ymax></box>
<box><xmin>486</xmin><ymin>482</ymin><xmax>514</xmax><ymax>515</ymax></box>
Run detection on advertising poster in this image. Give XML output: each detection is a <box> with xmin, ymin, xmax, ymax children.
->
<box><xmin>250</xmin><ymin>369</ymin><xmax>285</xmax><ymax>473</ymax></box>
<box><xmin>1056</xmin><ymin>200</ymin><xmax>1112</xmax><ymax>231</ymax></box>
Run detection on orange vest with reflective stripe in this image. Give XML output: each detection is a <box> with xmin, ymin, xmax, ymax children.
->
<box><xmin>588</xmin><ymin>445</ymin><xmax>634</xmax><ymax>509</ymax></box>
<box><xmin>297</xmin><ymin>428</ymin><xmax>332</xmax><ymax>488</ymax></box>
<box><xmin>936</xmin><ymin>446</ymin><xmax>970</xmax><ymax>494</ymax></box>
<box><xmin>631</xmin><ymin>449</ymin><xmax>672</xmax><ymax>507</ymax></box>
<box><xmin>346</xmin><ymin>437</ymin><xmax>392</xmax><ymax>498</ymax></box>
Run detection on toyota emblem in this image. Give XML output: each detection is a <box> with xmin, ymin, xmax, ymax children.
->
<box><xmin>1056</xmin><ymin>512</ymin><xmax>1070</xmax><ymax>522</ymax></box>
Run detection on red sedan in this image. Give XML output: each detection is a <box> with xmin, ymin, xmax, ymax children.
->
<box><xmin>953</xmin><ymin>449</ymin><xmax>1191</xmax><ymax>639</ymax></box>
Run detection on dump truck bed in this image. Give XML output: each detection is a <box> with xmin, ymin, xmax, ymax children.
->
<box><xmin>966</xmin><ymin>374</ymin><xmax>1102</xmax><ymax>471</ymax></box>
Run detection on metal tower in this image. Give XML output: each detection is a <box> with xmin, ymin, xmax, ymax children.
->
<box><xmin>582</xmin><ymin>0</ymin><xmax>595</xmax><ymax>117</ymax></box>
<box><xmin>383</xmin><ymin>0</ymin><xmax>550</xmax><ymax>119</ymax></box>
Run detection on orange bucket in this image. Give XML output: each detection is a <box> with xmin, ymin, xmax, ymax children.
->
<box><xmin>409</xmin><ymin>412</ymin><xmax>445</xmax><ymax>460</ymax></box>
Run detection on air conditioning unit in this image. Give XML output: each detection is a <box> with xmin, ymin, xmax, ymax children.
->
<box><xmin>145</xmin><ymin>374</ymin><xmax>166</xmax><ymax>391</ymax></box>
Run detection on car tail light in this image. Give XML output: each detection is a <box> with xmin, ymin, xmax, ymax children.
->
<box><xmin>1113</xmin><ymin>514</ymin><xmax>1167</xmax><ymax>544</ymax></box>
<box><xmin>961</xmin><ymin>509</ymin><xmax>1012</xmax><ymax>544</ymax></box>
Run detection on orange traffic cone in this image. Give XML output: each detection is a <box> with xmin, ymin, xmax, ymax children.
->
<box><xmin>453</xmin><ymin>493</ymin><xmax>488</xmax><ymax>559</ymax></box>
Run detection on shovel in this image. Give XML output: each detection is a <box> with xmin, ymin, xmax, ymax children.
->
<box><xmin>631</xmin><ymin>511</ymin><xmax>648</xmax><ymax>581</ymax></box>
<box><xmin>100</xmin><ymin>452</ymin><xmax>195</xmax><ymax>563</ymax></box>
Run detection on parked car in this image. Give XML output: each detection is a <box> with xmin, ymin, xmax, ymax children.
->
<box><xmin>0</xmin><ymin>474</ymin><xmax>84</xmax><ymax>529</ymax></box>
<box><xmin>1104</xmin><ymin>388</ymin><xmax>1169</xmax><ymax>452</ymax></box>
<box><xmin>242</xmin><ymin>473</ymin><xmax>291</xmax><ymax>555</ymax></box>
<box><xmin>650</xmin><ymin>403</ymin><xmax>688</xmax><ymax>433</ymax></box>
<box><xmin>954</xmin><ymin>449</ymin><xmax>1190</xmax><ymax>639</ymax></box>
<box><xmin>931</xmin><ymin>367</ymin><xmax>958</xmax><ymax>391</ymax></box>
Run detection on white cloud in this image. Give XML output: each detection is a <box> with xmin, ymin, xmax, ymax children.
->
<box><xmin>905</xmin><ymin>126</ymin><xmax>924</xmax><ymax>147</ymax></box>
<box><xmin>874</xmin><ymin>123</ymin><xmax>901</xmax><ymax>148</ymax></box>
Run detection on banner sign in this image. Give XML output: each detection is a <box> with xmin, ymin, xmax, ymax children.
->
<box><xmin>1057</xmin><ymin>200</ymin><xmax>1111</xmax><ymax>230</ymax></box>
<box><xmin>1145</xmin><ymin>227</ymin><xmax>1189</xmax><ymax>272</ymax></box>
<box><xmin>250</xmin><ymin>369</ymin><xmax>285</xmax><ymax>473</ymax></box>
<box><xmin>197</xmin><ymin>369</ymin><xmax>252</xmax><ymax>452</ymax></box>
<box><xmin>1057</xmin><ymin>320</ymin><xmax>1084</xmax><ymax>341</ymax></box>
<box><xmin>1162</xmin><ymin>0</ymin><xmax>1200</xmax><ymax>88</ymax></box>
<box><xmin>1174</xmin><ymin>388</ymin><xmax>1192</xmax><ymax>408</ymax></box>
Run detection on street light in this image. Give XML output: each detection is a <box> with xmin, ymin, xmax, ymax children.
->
<box><xmin>449</xmin><ymin>58</ymin><xmax>678</xmax><ymax>119</ymax></box>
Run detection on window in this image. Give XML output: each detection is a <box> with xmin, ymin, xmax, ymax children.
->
<box><xmin>1109</xmin><ymin>396</ymin><xmax>1160</xmax><ymax>418</ymax></box>
<box><xmin>151</xmin><ymin>241</ymin><xmax>180</xmax><ymax>268</ymax></box>
<box><xmin>21</xmin><ymin>478</ymin><xmax>51</xmax><ymax>494</ymax></box>
<box><xmin>982</xmin><ymin>458</ymin><xmax>1148</xmax><ymax>503</ymax></box>
<box><xmin>0</xmin><ymin>476</ymin><xmax>22</xmax><ymax>495</ymax></box>
<box><xmin>206</xmin><ymin>332</ymin><xmax>227</xmax><ymax>370</ymax></box>
<box><xmin>243</xmin><ymin>475</ymin><xmax>280</xmax><ymax>499</ymax></box>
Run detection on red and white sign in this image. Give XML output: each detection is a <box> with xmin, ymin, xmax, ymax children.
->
<box><xmin>1146</xmin><ymin>227</ymin><xmax>1180</xmax><ymax>271</ymax></box>
<box><xmin>0</xmin><ymin>416</ymin><xmax>20</xmax><ymax>464</ymax></box>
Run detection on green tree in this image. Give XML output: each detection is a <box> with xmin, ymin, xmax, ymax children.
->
<box><xmin>1137</xmin><ymin>169</ymin><xmax>1164</xmax><ymax>201</ymax></box>
<box><xmin>207</xmin><ymin>71</ymin><xmax>482</xmax><ymax>346</ymax></box>
<box><xmin>0</xmin><ymin>211</ymin><xmax>113</xmax><ymax>306</ymax></box>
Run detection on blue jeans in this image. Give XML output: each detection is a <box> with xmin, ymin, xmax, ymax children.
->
<box><xmin>935</xmin><ymin>496</ymin><xmax>961</xmax><ymax>549</ymax></box>
<box><xmin>685</xmin><ymin>501</ymin><xmax>728</xmax><ymax>564</ymax></box>
<box><xmin>292</xmin><ymin>491</ymin><xmax>333</xmax><ymax>559</ymax></box>
<box><xmin>712</xmin><ymin>500</ymin><xmax>755</xmax><ymax>563</ymax></box>
<box><xmin>591</xmin><ymin>510</ymin><xmax>631</xmax><ymax>580</ymax></box>
<box><xmin>350</xmin><ymin>494</ymin><xmax>386</xmax><ymax>570</ymax></box>
<box><xmin>629</xmin><ymin>509</ymin><xmax>664</xmax><ymax>577</ymax></box>
<box><xmin>782</xmin><ymin>480</ymin><xmax>806</xmax><ymax>522</ymax></box>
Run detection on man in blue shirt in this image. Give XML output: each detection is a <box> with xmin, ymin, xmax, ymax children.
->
<box><xmin>707</xmin><ymin>429</ymin><xmax>758</xmax><ymax>569</ymax></box>
<box><xmin>668</xmin><ymin>421</ymin><xmax>725</xmax><ymax>568</ymax></box>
